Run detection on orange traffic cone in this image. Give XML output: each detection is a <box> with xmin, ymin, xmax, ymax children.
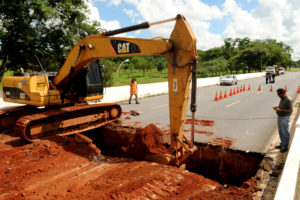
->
<box><xmin>285</xmin><ymin>85</ymin><xmax>287</xmax><ymax>93</ymax></box>
<box><xmin>229</xmin><ymin>88</ymin><xmax>233</xmax><ymax>96</ymax></box>
<box><xmin>243</xmin><ymin>84</ymin><xmax>246</xmax><ymax>92</ymax></box>
<box><xmin>237</xmin><ymin>86</ymin><xmax>240</xmax><ymax>94</ymax></box>
<box><xmin>224</xmin><ymin>89</ymin><xmax>228</xmax><ymax>98</ymax></box>
<box><xmin>248</xmin><ymin>84</ymin><xmax>251</xmax><ymax>91</ymax></box>
<box><xmin>233</xmin><ymin>87</ymin><xmax>236</xmax><ymax>95</ymax></box>
<box><xmin>297</xmin><ymin>86</ymin><xmax>300</xmax><ymax>94</ymax></box>
<box><xmin>258</xmin><ymin>84</ymin><xmax>261</xmax><ymax>91</ymax></box>
<box><xmin>219</xmin><ymin>90</ymin><xmax>223</xmax><ymax>100</ymax></box>
<box><xmin>240</xmin><ymin>85</ymin><xmax>243</xmax><ymax>93</ymax></box>
<box><xmin>214</xmin><ymin>91</ymin><xmax>218</xmax><ymax>101</ymax></box>
<box><xmin>270</xmin><ymin>85</ymin><xmax>273</xmax><ymax>92</ymax></box>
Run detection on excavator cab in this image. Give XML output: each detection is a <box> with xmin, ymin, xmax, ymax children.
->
<box><xmin>70</xmin><ymin>60</ymin><xmax>104</xmax><ymax>101</ymax></box>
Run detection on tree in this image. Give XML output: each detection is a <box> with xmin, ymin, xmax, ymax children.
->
<box><xmin>199</xmin><ymin>57</ymin><xmax>227</xmax><ymax>76</ymax></box>
<box><xmin>234</xmin><ymin>45</ymin><xmax>270</xmax><ymax>72</ymax></box>
<box><xmin>101</xmin><ymin>60</ymin><xmax>116</xmax><ymax>87</ymax></box>
<box><xmin>0</xmin><ymin>0</ymin><xmax>100</xmax><ymax>82</ymax></box>
<box><xmin>157</xmin><ymin>61</ymin><xmax>166</xmax><ymax>73</ymax></box>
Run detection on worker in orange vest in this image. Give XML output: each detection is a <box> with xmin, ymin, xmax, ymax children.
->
<box><xmin>129</xmin><ymin>78</ymin><xmax>140</xmax><ymax>104</ymax></box>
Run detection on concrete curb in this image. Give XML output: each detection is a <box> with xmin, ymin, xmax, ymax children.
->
<box><xmin>274</xmin><ymin>116</ymin><xmax>300</xmax><ymax>200</ymax></box>
<box><xmin>101</xmin><ymin>72</ymin><xmax>264</xmax><ymax>103</ymax></box>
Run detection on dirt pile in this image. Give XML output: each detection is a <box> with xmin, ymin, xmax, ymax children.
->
<box><xmin>123</xmin><ymin>123</ymin><xmax>171</xmax><ymax>160</ymax></box>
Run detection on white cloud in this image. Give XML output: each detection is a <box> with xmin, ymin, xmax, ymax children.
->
<box><xmin>88</xmin><ymin>0</ymin><xmax>300</xmax><ymax>60</ymax></box>
<box><xmin>108</xmin><ymin>0</ymin><xmax>122</xmax><ymax>6</ymax></box>
<box><xmin>221</xmin><ymin>0</ymin><xmax>300</xmax><ymax>60</ymax></box>
<box><xmin>122</xmin><ymin>0</ymin><xmax>224</xmax><ymax>50</ymax></box>
<box><xmin>85</xmin><ymin>1</ymin><xmax>123</xmax><ymax>35</ymax></box>
<box><xmin>123</xmin><ymin>8</ymin><xmax>140</xmax><ymax>23</ymax></box>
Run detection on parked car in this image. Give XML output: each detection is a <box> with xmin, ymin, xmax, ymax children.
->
<box><xmin>266</xmin><ymin>66</ymin><xmax>276</xmax><ymax>75</ymax></box>
<box><xmin>278</xmin><ymin>67</ymin><xmax>285</xmax><ymax>75</ymax></box>
<box><xmin>219</xmin><ymin>74</ymin><xmax>238</xmax><ymax>85</ymax></box>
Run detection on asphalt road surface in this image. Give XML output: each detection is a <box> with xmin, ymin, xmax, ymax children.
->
<box><xmin>120</xmin><ymin>72</ymin><xmax>300</xmax><ymax>153</ymax></box>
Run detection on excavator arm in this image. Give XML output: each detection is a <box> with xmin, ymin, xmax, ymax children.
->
<box><xmin>53</xmin><ymin>14</ymin><xmax>198</xmax><ymax>164</ymax></box>
<box><xmin>53</xmin><ymin>37</ymin><xmax>172</xmax><ymax>88</ymax></box>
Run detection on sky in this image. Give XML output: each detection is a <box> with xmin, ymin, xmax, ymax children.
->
<box><xmin>86</xmin><ymin>0</ymin><xmax>300</xmax><ymax>60</ymax></box>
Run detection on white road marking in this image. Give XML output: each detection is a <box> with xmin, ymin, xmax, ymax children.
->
<box><xmin>152</xmin><ymin>104</ymin><xmax>169</xmax><ymax>110</ymax></box>
<box><xmin>225</xmin><ymin>100</ymin><xmax>240</xmax><ymax>108</ymax></box>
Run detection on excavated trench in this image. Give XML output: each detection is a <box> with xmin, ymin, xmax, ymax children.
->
<box><xmin>85</xmin><ymin>123</ymin><xmax>264</xmax><ymax>187</ymax></box>
<box><xmin>186</xmin><ymin>143</ymin><xmax>263</xmax><ymax>186</ymax></box>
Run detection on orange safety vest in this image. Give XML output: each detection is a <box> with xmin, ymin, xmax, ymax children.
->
<box><xmin>130</xmin><ymin>81</ymin><xmax>138</xmax><ymax>94</ymax></box>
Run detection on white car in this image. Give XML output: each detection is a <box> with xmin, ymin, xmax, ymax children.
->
<box><xmin>266</xmin><ymin>66</ymin><xmax>276</xmax><ymax>75</ymax></box>
<box><xmin>278</xmin><ymin>67</ymin><xmax>285</xmax><ymax>75</ymax></box>
<box><xmin>219</xmin><ymin>75</ymin><xmax>238</xmax><ymax>85</ymax></box>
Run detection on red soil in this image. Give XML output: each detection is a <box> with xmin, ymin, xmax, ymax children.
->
<box><xmin>123</xmin><ymin>124</ymin><xmax>171</xmax><ymax>160</ymax></box>
<box><xmin>185</xmin><ymin>119</ymin><xmax>215</xmax><ymax>127</ymax></box>
<box><xmin>209</xmin><ymin>137</ymin><xmax>236</xmax><ymax>148</ymax></box>
<box><xmin>0</xmin><ymin>124</ymin><xmax>258</xmax><ymax>199</ymax></box>
<box><xmin>184</xmin><ymin>129</ymin><xmax>214</xmax><ymax>136</ymax></box>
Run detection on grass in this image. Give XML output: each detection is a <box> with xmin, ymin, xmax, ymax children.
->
<box><xmin>286</xmin><ymin>68</ymin><xmax>300</xmax><ymax>72</ymax></box>
<box><xmin>113</xmin><ymin>69</ymin><xmax>249</xmax><ymax>86</ymax></box>
<box><xmin>114</xmin><ymin>69</ymin><xmax>169</xmax><ymax>86</ymax></box>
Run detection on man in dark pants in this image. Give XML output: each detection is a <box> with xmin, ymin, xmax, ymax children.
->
<box><xmin>272</xmin><ymin>73</ymin><xmax>276</xmax><ymax>83</ymax></box>
<box><xmin>266</xmin><ymin>73</ymin><xmax>270</xmax><ymax>84</ymax></box>
<box><xmin>273</xmin><ymin>88</ymin><xmax>293</xmax><ymax>153</ymax></box>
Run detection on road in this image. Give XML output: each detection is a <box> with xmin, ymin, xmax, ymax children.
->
<box><xmin>120</xmin><ymin>72</ymin><xmax>300</xmax><ymax>153</ymax></box>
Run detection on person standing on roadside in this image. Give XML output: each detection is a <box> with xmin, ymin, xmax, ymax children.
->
<box><xmin>273</xmin><ymin>88</ymin><xmax>293</xmax><ymax>153</ymax></box>
<box><xmin>129</xmin><ymin>78</ymin><xmax>140</xmax><ymax>104</ymax></box>
<box><xmin>271</xmin><ymin>73</ymin><xmax>275</xmax><ymax>83</ymax></box>
<box><xmin>266</xmin><ymin>73</ymin><xmax>270</xmax><ymax>84</ymax></box>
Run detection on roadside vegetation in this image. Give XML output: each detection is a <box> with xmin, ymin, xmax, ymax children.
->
<box><xmin>1</xmin><ymin>1</ymin><xmax>300</xmax><ymax>89</ymax></box>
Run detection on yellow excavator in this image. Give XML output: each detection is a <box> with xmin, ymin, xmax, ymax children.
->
<box><xmin>0</xmin><ymin>14</ymin><xmax>198</xmax><ymax>164</ymax></box>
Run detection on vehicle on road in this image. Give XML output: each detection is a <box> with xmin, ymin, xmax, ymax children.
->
<box><xmin>278</xmin><ymin>67</ymin><xmax>285</xmax><ymax>75</ymax></box>
<box><xmin>266</xmin><ymin>66</ymin><xmax>276</xmax><ymax>75</ymax></box>
<box><xmin>219</xmin><ymin>74</ymin><xmax>238</xmax><ymax>85</ymax></box>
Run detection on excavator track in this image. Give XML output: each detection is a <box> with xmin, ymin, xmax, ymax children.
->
<box><xmin>0</xmin><ymin>106</ymin><xmax>39</xmax><ymax>131</ymax></box>
<box><xmin>14</xmin><ymin>103</ymin><xmax>122</xmax><ymax>142</ymax></box>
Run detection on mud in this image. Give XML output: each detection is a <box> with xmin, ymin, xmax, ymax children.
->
<box><xmin>122</xmin><ymin>124</ymin><xmax>171</xmax><ymax>160</ymax></box>
<box><xmin>185</xmin><ymin>119</ymin><xmax>215</xmax><ymax>127</ymax></box>
<box><xmin>208</xmin><ymin>137</ymin><xmax>236</xmax><ymax>148</ymax></box>
<box><xmin>91</xmin><ymin>124</ymin><xmax>263</xmax><ymax>186</ymax></box>
<box><xmin>0</xmin><ymin>122</ymin><xmax>263</xmax><ymax>199</ymax></box>
<box><xmin>0</xmin><ymin>132</ymin><xmax>222</xmax><ymax>200</ymax></box>
<box><xmin>184</xmin><ymin>129</ymin><xmax>214</xmax><ymax>136</ymax></box>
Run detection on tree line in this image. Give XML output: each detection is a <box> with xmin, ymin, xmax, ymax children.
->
<box><xmin>198</xmin><ymin>37</ymin><xmax>293</xmax><ymax>77</ymax></box>
<box><xmin>0</xmin><ymin>0</ymin><xmax>298</xmax><ymax>87</ymax></box>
